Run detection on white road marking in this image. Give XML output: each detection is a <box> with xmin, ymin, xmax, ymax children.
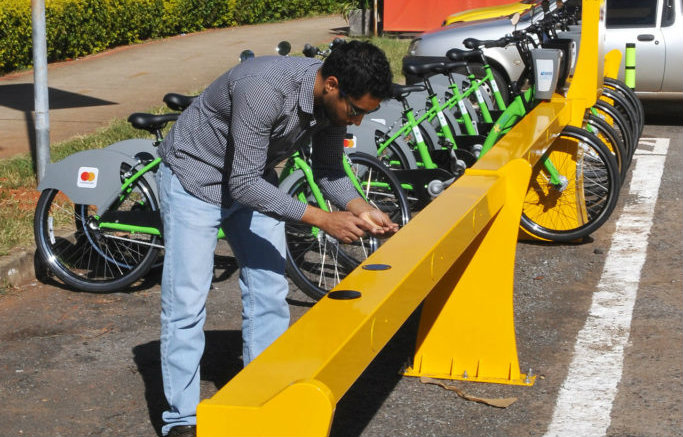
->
<box><xmin>544</xmin><ymin>138</ymin><xmax>670</xmax><ymax>437</ymax></box>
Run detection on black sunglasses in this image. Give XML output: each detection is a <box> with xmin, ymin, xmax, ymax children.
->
<box><xmin>339</xmin><ymin>89</ymin><xmax>380</xmax><ymax>116</ymax></box>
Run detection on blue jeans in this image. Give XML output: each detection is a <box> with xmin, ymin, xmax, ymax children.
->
<box><xmin>156</xmin><ymin>162</ymin><xmax>289</xmax><ymax>435</ymax></box>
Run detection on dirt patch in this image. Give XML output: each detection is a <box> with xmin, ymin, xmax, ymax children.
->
<box><xmin>0</xmin><ymin>187</ymin><xmax>41</xmax><ymax>212</ymax></box>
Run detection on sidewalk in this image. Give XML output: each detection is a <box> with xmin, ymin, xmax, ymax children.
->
<box><xmin>0</xmin><ymin>15</ymin><xmax>346</xmax><ymax>287</ymax></box>
<box><xmin>0</xmin><ymin>14</ymin><xmax>346</xmax><ymax>159</ymax></box>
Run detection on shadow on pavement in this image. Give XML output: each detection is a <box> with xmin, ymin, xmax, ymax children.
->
<box><xmin>0</xmin><ymin>84</ymin><xmax>116</xmax><ymax>112</ymax></box>
<box><xmin>32</xmin><ymin>250</ymin><xmax>163</xmax><ymax>294</ymax></box>
<box><xmin>132</xmin><ymin>308</ymin><xmax>420</xmax><ymax>437</ymax></box>
<box><xmin>0</xmin><ymin>84</ymin><xmax>116</xmax><ymax>169</ymax></box>
<box><xmin>133</xmin><ymin>330</ymin><xmax>244</xmax><ymax>436</ymax></box>
<box><xmin>330</xmin><ymin>309</ymin><xmax>420</xmax><ymax>437</ymax></box>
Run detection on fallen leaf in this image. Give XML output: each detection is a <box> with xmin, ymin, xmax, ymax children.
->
<box><xmin>420</xmin><ymin>377</ymin><xmax>517</xmax><ymax>408</ymax></box>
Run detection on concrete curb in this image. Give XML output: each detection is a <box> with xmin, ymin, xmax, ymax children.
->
<box><xmin>1</xmin><ymin>247</ymin><xmax>37</xmax><ymax>289</ymax></box>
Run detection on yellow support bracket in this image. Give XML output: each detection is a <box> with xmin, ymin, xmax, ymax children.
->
<box><xmin>402</xmin><ymin>92</ymin><xmax>569</xmax><ymax>383</ymax></box>
<box><xmin>604</xmin><ymin>49</ymin><xmax>622</xmax><ymax>80</ymax></box>
<box><xmin>566</xmin><ymin>0</ymin><xmax>606</xmax><ymax>127</ymax></box>
<box><xmin>403</xmin><ymin>160</ymin><xmax>533</xmax><ymax>385</ymax></box>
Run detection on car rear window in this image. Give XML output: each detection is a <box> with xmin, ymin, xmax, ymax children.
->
<box><xmin>606</xmin><ymin>0</ymin><xmax>659</xmax><ymax>28</ymax></box>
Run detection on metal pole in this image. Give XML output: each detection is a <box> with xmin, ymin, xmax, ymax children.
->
<box><xmin>373</xmin><ymin>0</ymin><xmax>378</xmax><ymax>36</ymax></box>
<box><xmin>32</xmin><ymin>0</ymin><xmax>50</xmax><ymax>182</ymax></box>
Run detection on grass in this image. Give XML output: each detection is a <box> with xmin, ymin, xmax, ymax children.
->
<box><xmin>0</xmin><ymin>36</ymin><xmax>410</xmax><ymax>257</ymax></box>
<box><xmin>362</xmin><ymin>36</ymin><xmax>411</xmax><ymax>83</ymax></box>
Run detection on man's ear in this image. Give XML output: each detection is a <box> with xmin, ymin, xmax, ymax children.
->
<box><xmin>324</xmin><ymin>75</ymin><xmax>339</xmax><ymax>93</ymax></box>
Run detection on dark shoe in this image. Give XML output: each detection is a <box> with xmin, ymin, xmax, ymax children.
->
<box><xmin>167</xmin><ymin>425</ymin><xmax>196</xmax><ymax>437</ymax></box>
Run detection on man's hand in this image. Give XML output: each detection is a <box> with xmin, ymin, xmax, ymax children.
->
<box><xmin>301</xmin><ymin>207</ymin><xmax>370</xmax><ymax>243</ymax></box>
<box><xmin>346</xmin><ymin>197</ymin><xmax>399</xmax><ymax>237</ymax></box>
<box><xmin>300</xmin><ymin>199</ymin><xmax>400</xmax><ymax>244</ymax></box>
<box><xmin>357</xmin><ymin>209</ymin><xmax>399</xmax><ymax>236</ymax></box>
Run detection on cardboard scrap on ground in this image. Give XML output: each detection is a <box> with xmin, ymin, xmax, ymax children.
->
<box><xmin>420</xmin><ymin>377</ymin><xmax>517</xmax><ymax>408</ymax></box>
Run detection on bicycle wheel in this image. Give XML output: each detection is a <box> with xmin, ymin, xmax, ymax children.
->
<box><xmin>584</xmin><ymin>113</ymin><xmax>629</xmax><ymax>182</ymax></box>
<box><xmin>604</xmin><ymin>77</ymin><xmax>644</xmax><ymax>139</ymax></box>
<box><xmin>347</xmin><ymin>151</ymin><xmax>411</xmax><ymax>228</ymax></box>
<box><xmin>600</xmin><ymin>87</ymin><xmax>639</xmax><ymax>144</ymax></box>
<box><xmin>593</xmin><ymin>99</ymin><xmax>636</xmax><ymax>161</ymax></box>
<box><xmin>34</xmin><ymin>167</ymin><xmax>161</xmax><ymax>292</ymax></box>
<box><xmin>521</xmin><ymin>126</ymin><xmax>620</xmax><ymax>242</ymax></box>
<box><xmin>282</xmin><ymin>152</ymin><xmax>410</xmax><ymax>301</ymax></box>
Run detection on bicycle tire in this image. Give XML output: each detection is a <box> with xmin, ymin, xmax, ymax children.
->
<box><xmin>593</xmin><ymin>99</ymin><xmax>636</xmax><ymax>161</ymax></box>
<box><xmin>34</xmin><ymin>167</ymin><xmax>161</xmax><ymax>292</ymax></box>
<box><xmin>521</xmin><ymin>125</ymin><xmax>620</xmax><ymax>242</ymax></box>
<box><xmin>282</xmin><ymin>152</ymin><xmax>410</xmax><ymax>301</ymax></box>
<box><xmin>603</xmin><ymin>77</ymin><xmax>644</xmax><ymax>139</ymax></box>
<box><xmin>584</xmin><ymin>113</ymin><xmax>629</xmax><ymax>182</ymax></box>
<box><xmin>600</xmin><ymin>87</ymin><xmax>639</xmax><ymax>144</ymax></box>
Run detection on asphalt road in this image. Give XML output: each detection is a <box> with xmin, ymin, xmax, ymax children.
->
<box><xmin>0</xmin><ymin>110</ymin><xmax>680</xmax><ymax>436</ymax></box>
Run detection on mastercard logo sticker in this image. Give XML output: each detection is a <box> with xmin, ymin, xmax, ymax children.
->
<box><xmin>343</xmin><ymin>135</ymin><xmax>357</xmax><ymax>149</ymax></box>
<box><xmin>80</xmin><ymin>171</ymin><xmax>96</xmax><ymax>181</ymax></box>
<box><xmin>77</xmin><ymin>167</ymin><xmax>99</xmax><ymax>188</ymax></box>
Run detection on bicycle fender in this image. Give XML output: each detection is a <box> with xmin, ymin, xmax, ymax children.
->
<box><xmin>347</xmin><ymin>120</ymin><xmax>418</xmax><ymax>170</ymax></box>
<box><xmin>345</xmin><ymin>123</ymin><xmax>377</xmax><ymax>156</ymax></box>
<box><xmin>431</xmin><ymin>73</ymin><xmax>493</xmax><ymax>123</ymax></box>
<box><xmin>429</xmin><ymin>82</ymin><xmax>466</xmax><ymax>136</ymax></box>
<box><xmin>404</xmin><ymin>88</ymin><xmax>429</xmax><ymax>113</ymax></box>
<box><xmin>37</xmin><ymin>148</ymin><xmax>152</xmax><ymax>214</ymax></box>
<box><xmin>103</xmin><ymin>138</ymin><xmax>160</xmax><ymax>201</ymax></box>
<box><xmin>432</xmin><ymin>80</ymin><xmax>482</xmax><ymax>134</ymax></box>
<box><xmin>389</xmin><ymin>135</ymin><xmax>419</xmax><ymax>169</ymax></box>
<box><xmin>365</xmin><ymin>100</ymin><xmax>403</xmax><ymax>130</ymax></box>
<box><xmin>104</xmin><ymin>138</ymin><xmax>158</xmax><ymax>159</ymax></box>
<box><xmin>416</xmin><ymin>119</ymin><xmax>440</xmax><ymax>150</ymax></box>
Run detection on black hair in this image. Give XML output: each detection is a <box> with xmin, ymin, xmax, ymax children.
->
<box><xmin>320</xmin><ymin>40</ymin><xmax>393</xmax><ymax>100</ymax></box>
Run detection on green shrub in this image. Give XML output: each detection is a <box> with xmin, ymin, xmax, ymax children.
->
<box><xmin>0</xmin><ymin>0</ymin><xmax>344</xmax><ymax>74</ymax></box>
<box><xmin>0</xmin><ymin>0</ymin><xmax>33</xmax><ymax>72</ymax></box>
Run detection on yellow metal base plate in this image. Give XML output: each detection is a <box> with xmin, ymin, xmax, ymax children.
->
<box><xmin>403</xmin><ymin>367</ymin><xmax>536</xmax><ymax>386</ymax></box>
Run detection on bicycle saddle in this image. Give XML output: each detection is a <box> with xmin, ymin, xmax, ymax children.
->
<box><xmin>403</xmin><ymin>62</ymin><xmax>445</xmax><ymax>78</ymax></box>
<box><xmin>390</xmin><ymin>83</ymin><xmax>427</xmax><ymax>99</ymax></box>
<box><xmin>127</xmin><ymin>113</ymin><xmax>179</xmax><ymax>134</ymax></box>
<box><xmin>463</xmin><ymin>38</ymin><xmax>485</xmax><ymax>50</ymax></box>
<box><xmin>463</xmin><ymin>36</ymin><xmax>512</xmax><ymax>50</ymax></box>
<box><xmin>446</xmin><ymin>48</ymin><xmax>483</xmax><ymax>63</ymax></box>
<box><xmin>436</xmin><ymin>61</ymin><xmax>468</xmax><ymax>74</ymax></box>
<box><xmin>163</xmin><ymin>93</ymin><xmax>196</xmax><ymax>112</ymax></box>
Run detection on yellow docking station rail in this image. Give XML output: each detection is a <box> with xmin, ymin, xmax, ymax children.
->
<box><xmin>198</xmin><ymin>1</ymin><xmax>607</xmax><ymax>435</ymax></box>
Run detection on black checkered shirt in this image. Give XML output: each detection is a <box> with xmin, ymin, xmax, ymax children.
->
<box><xmin>158</xmin><ymin>55</ymin><xmax>359</xmax><ymax>221</ymax></box>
